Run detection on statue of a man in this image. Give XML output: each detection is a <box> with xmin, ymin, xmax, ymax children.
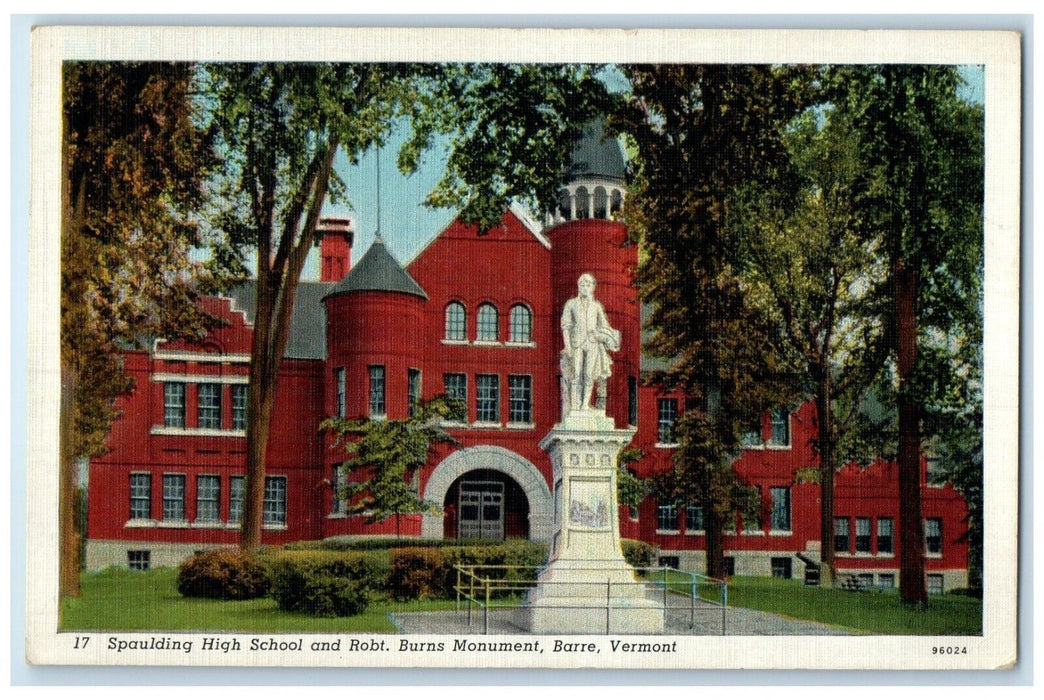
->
<box><xmin>560</xmin><ymin>273</ymin><xmax>621</xmax><ymax>414</ymax></box>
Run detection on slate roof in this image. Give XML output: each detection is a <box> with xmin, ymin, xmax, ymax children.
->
<box><xmin>565</xmin><ymin>121</ymin><xmax>627</xmax><ymax>185</ymax></box>
<box><xmin>322</xmin><ymin>235</ymin><xmax>428</xmax><ymax>301</ymax></box>
<box><xmin>225</xmin><ymin>280</ymin><xmax>333</xmax><ymax>360</ymax></box>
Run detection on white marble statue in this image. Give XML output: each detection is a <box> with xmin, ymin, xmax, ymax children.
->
<box><xmin>560</xmin><ymin>273</ymin><xmax>621</xmax><ymax>415</ymax></box>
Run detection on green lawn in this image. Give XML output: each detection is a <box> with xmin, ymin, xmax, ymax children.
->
<box><xmin>62</xmin><ymin>567</ymin><xmax>982</xmax><ymax>636</ymax></box>
<box><xmin>659</xmin><ymin>573</ymin><xmax>982</xmax><ymax>636</ymax></box>
<box><xmin>61</xmin><ymin>567</ymin><xmax>458</xmax><ymax>633</ymax></box>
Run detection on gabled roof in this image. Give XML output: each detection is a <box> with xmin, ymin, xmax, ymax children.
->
<box><xmin>323</xmin><ymin>235</ymin><xmax>428</xmax><ymax>301</ymax></box>
<box><xmin>565</xmin><ymin>121</ymin><xmax>627</xmax><ymax>185</ymax></box>
<box><xmin>226</xmin><ymin>280</ymin><xmax>333</xmax><ymax>360</ymax></box>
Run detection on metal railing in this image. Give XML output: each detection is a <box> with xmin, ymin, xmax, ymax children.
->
<box><xmin>453</xmin><ymin>563</ymin><xmax>728</xmax><ymax>634</ymax></box>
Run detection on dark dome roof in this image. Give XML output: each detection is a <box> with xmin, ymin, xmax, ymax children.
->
<box><xmin>323</xmin><ymin>236</ymin><xmax>428</xmax><ymax>301</ymax></box>
<box><xmin>564</xmin><ymin>121</ymin><xmax>626</xmax><ymax>184</ymax></box>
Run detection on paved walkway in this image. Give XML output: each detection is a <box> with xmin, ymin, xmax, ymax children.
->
<box><xmin>391</xmin><ymin>599</ymin><xmax>850</xmax><ymax>636</ymax></box>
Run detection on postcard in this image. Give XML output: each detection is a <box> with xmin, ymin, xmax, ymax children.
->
<box><xmin>25</xmin><ymin>25</ymin><xmax>1020</xmax><ymax>670</ymax></box>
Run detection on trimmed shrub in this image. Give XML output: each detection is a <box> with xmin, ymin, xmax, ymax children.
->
<box><xmin>438</xmin><ymin>540</ymin><xmax>549</xmax><ymax>599</ymax></box>
<box><xmin>621</xmin><ymin>539</ymin><xmax>657</xmax><ymax>569</ymax></box>
<box><xmin>387</xmin><ymin>548</ymin><xmax>445</xmax><ymax>601</ymax></box>
<box><xmin>281</xmin><ymin>537</ymin><xmax>504</xmax><ymax>552</ymax></box>
<box><xmin>266</xmin><ymin>550</ymin><xmax>387</xmax><ymax>617</ymax></box>
<box><xmin>177</xmin><ymin>548</ymin><xmax>271</xmax><ymax>600</ymax></box>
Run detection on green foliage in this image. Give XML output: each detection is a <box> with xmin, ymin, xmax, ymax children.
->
<box><xmin>616</xmin><ymin>446</ymin><xmax>646</xmax><ymax>514</ymax></box>
<box><xmin>177</xmin><ymin>548</ymin><xmax>271</xmax><ymax>600</ymax></box>
<box><xmin>266</xmin><ymin>550</ymin><xmax>389</xmax><ymax>617</ymax></box>
<box><xmin>321</xmin><ymin>396</ymin><xmax>463</xmax><ymax>523</ymax></box>
<box><xmin>436</xmin><ymin>540</ymin><xmax>549</xmax><ymax>599</ymax></box>
<box><xmin>620</xmin><ymin>539</ymin><xmax>657</xmax><ymax>568</ymax></box>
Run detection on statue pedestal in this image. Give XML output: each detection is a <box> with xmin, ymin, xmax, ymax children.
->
<box><xmin>521</xmin><ymin>410</ymin><xmax>665</xmax><ymax>634</ymax></box>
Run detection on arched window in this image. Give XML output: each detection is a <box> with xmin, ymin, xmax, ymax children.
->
<box><xmin>444</xmin><ymin>302</ymin><xmax>466</xmax><ymax>341</ymax></box>
<box><xmin>476</xmin><ymin>303</ymin><xmax>498</xmax><ymax>342</ymax></box>
<box><xmin>509</xmin><ymin>304</ymin><xmax>532</xmax><ymax>343</ymax></box>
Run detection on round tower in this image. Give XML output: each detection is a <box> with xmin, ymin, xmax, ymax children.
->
<box><xmin>322</xmin><ymin>236</ymin><xmax>428</xmax><ymax>422</ymax></box>
<box><xmin>546</xmin><ymin>122</ymin><xmax>640</xmax><ymax>429</ymax></box>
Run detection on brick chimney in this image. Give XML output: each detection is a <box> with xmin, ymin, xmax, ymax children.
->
<box><xmin>316</xmin><ymin>217</ymin><xmax>354</xmax><ymax>282</ymax></box>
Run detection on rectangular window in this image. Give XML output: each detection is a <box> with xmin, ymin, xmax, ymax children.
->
<box><xmin>127</xmin><ymin>551</ymin><xmax>151</xmax><ymax>571</ymax></box>
<box><xmin>657</xmin><ymin>398</ymin><xmax>678</xmax><ymax>444</ymax></box>
<box><xmin>877</xmin><ymin>517</ymin><xmax>894</xmax><ymax>554</ymax></box>
<box><xmin>740</xmin><ymin>427</ymin><xmax>762</xmax><ymax>447</ymax></box>
<box><xmin>742</xmin><ymin>486</ymin><xmax>761</xmax><ymax>533</ymax></box>
<box><xmin>770</xmin><ymin>557</ymin><xmax>792</xmax><ymax>579</ymax></box>
<box><xmin>368</xmin><ymin>365</ymin><xmax>386</xmax><ymax>417</ymax></box>
<box><xmin>657</xmin><ymin>504</ymin><xmax>678</xmax><ymax>532</ymax></box>
<box><xmin>925</xmin><ymin>518</ymin><xmax>943</xmax><ymax>555</ymax></box>
<box><xmin>164</xmin><ymin>382</ymin><xmax>185</xmax><ymax>428</ymax></box>
<box><xmin>508</xmin><ymin>375</ymin><xmax>532</xmax><ymax>424</ymax></box>
<box><xmin>855</xmin><ymin>517</ymin><xmax>872</xmax><ymax>553</ymax></box>
<box><xmin>834</xmin><ymin>517</ymin><xmax>850</xmax><ymax>553</ymax></box>
<box><xmin>444</xmin><ymin>373</ymin><xmax>467</xmax><ymax>401</ymax></box>
<box><xmin>408</xmin><ymin>368</ymin><xmax>422</xmax><ymax>417</ymax></box>
<box><xmin>335</xmin><ymin>367</ymin><xmax>346</xmax><ymax>418</ymax></box>
<box><xmin>231</xmin><ymin>384</ymin><xmax>248</xmax><ymax>430</ymax></box>
<box><xmin>229</xmin><ymin>476</ymin><xmax>245</xmax><ymax>525</ymax></box>
<box><xmin>877</xmin><ymin>573</ymin><xmax>895</xmax><ymax>589</ymax></box>
<box><xmin>768</xmin><ymin>408</ymin><xmax>790</xmax><ymax>446</ymax></box>
<box><xmin>263</xmin><ymin>476</ymin><xmax>287</xmax><ymax>526</ymax></box>
<box><xmin>476</xmin><ymin>374</ymin><xmax>499</xmax><ymax>423</ymax></box>
<box><xmin>197</xmin><ymin>383</ymin><xmax>222</xmax><ymax>429</ymax></box>
<box><xmin>927</xmin><ymin>573</ymin><xmax>944</xmax><ymax>595</ymax></box>
<box><xmin>196</xmin><ymin>475</ymin><xmax>221</xmax><ymax>523</ymax></box>
<box><xmin>162</xmin><ymin>474</ymin><xmax>186</xmax><ymax>522</ymax></box>
<box><xmin>685</xmin><ymin>504</ymin><xmax>704</xmax><ymax>532</ymax></box>
<box><xmin>858</xmin><ymin>573</ymin><xmax>875</xmax><ymax>590</ymax></box>
<box><xmin>770</xmin><ymin>487</ymin><xmax>791</xmax><ymax>531</ymax></box>
<box><xmin>331</xmin><ymin>465</ymin><xmax>346</xmax><ymax>515</ymax></box>
<box><xmin>628</xmin><ymin>376</ymin><xmax>638</xmax><ymax>427</ymax></box>
<box><xmin>129</xmin><ymin>473</ymin><xmax>151</xmax><ymax>520</ymax></box>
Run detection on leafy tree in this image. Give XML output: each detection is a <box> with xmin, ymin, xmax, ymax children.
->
<box><xmin>205</xmin><ymin>62</ymin><xmax>612</xmax><ymax>550</ymax></box>
<box><xmin>616</xmin><ymin>65</ymin><xmax>812</xmax><ymax>577</ymax></box>
<box><xmin>321</xmin><ymin>396</ymin><xmax>464</xmax><ymax>534</ymax></box>
<box><xmin>828</xmin><ymin>65</ymin><xmax>984</xmax><ymax>605</ymax></box>
<box><xmin>60</xmin><ymin>62</ymin><xmax>217</xmax><ymax>596</ymax></box>
<box><xmin>616</xmin><ymin>446</ymin><xmax>646</xmax><ymax>515</ymax></box>
<box><xmin>731</xmin><ymin>105</ymin><xmax>887</xmax><ymax>586</ymax></box>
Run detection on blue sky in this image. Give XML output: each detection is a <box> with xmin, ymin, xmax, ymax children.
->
<box><xmin>306</xmin><ymin>63</ymin><xmax>987</xmax><ymax>281</ymax></box>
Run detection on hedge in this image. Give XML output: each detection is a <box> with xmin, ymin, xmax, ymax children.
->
<box><xmin>177</xmin><ymin>548</ymin><xmax>271</xmax><ymax>600</ymax></box>
<box><xmin>266</xmin><ymin>550</ymin><xmax>389</xmax><ymax>617</ymax></box>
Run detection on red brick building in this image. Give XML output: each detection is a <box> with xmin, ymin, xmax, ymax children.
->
<box><xmin>85</xmin><ymin>125</ymin><xmax>969</xmax><ymax>592</ymax></box>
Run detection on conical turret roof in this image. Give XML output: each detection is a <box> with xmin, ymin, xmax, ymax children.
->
<box><xmin>322</xmin><ymin>236</ymin><xmax>428</xmax><ymax>301</ymax></box>
<box><xmin>564</xmin><ymin>121</ymin><xmax>627</xmax><ymax>185</ymax></box>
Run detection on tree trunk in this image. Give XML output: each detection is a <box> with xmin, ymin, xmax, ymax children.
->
<box><xmin>895</xmin><ymin>260</ymin><xmax>927</xmax><ymax>605</ymax></box>
<box><xmin>816</xmin><ymin>371</ymin><xmax>837</xmax><ymax>588</ymax></box>
<box><xmin>59</xmin><ymin>358</ymin><xmax>81</xmax><ymax>598</ymax></box>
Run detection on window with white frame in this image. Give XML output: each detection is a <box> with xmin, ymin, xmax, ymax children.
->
<box><xmin>742</xmin><ymin>486</ymin><xmax>762</xmax><ymax>533</ymax></box>
<box><xmin>231</xmin><ymin>383</ymin><xmax>248</xmax><ymax>430</ymax></box>
<box><xmin>408</xmin><ymin>368</ymin><xmax>422</xmax><ymax>418</ymax></box>
<box><xmin>877</xmin><ymin>573</ymin><xmax>895</xmax><ymax>589</ymax></box>
<box><xmin>924</xmin><ymin>518</ymin><xmax>943</xmax><ymax>555</ymax></box>
<box><xmin>771</xmin><ymin>557</ymin><xmax>793</xmax><ymax>579</ymax></box>
<box><xmin>476</xmin><ymin>303</ymin><xmax>498</xmax><ymax>341</ymax></box>
<box><xmin>334</xmin><ymin>367</ymin><xmax>346</xmax><ymax>417</ymax></box>
<box><xmin>127</xmin><ymin>550</ymin><xmax>151</xmax><ymax>571</ymax></box>
<box><xmin>445</xmin><ymin>302</ymin><xmax>466</xmax><ymax>341</ymax></box>
<box><xmin>877</xmin><ymin>517</ymin><xmax>894</xmax><ymax>554</ymax></box>
<box><xmin>834</xmin><ymin>517</ymin><xmax>850</xmax><ymax>553</ymax></box>
<box><xmin>196</xmin><ymin>475</ymin><xmax>221</xmax><ymax>523</ymax></box>
<box><xmin>508</xmin><ymin>375</ymin><xmax>532</xmax><ymax>423</ymax></box>
<box><xmin>855</xmin><ymin>517</ymin><xmax>872</xmax><ymax>553</ymax></box>
<box><xmin>770</xmin><ymin>486</ymin><xmax>791</xmax><ymax>531</ymax></box>
<box><xmin>768</xmin><ymin>408</ymin><xmax>790</xmax><ymax>446</ymax></box>
<box><xmin>685</xmin><ymin>504</ymin><xmax>704</xmax><ymax>532</ymax></box>
<box><xmin>130</xmin><ymin>473</ymin><xmax>151</xmax><ymax>520</ymax></box>
<box><xmin>197</xmin><ymin>383</ymin><xmax>222</xmax><ymax>429</ymax></box>
<box><xmin>164</xmin><ymin>382</ymin><xmax>185</xmax><ymax>428</ymax></box>
<box><xmin>740</xmin><ymin>424</ymin><xmax>762</xmax><ymax>447</ymax></box>
<box><xmin>657</xmin><ymin>398</ymin><xmax>678</xmax><ymax>444</ymax></box>
<box><xmin>368</xmin><ymin>365</ymin><xmax>386</xmax><ymax>417</ymax></box>
<box><xmin>509</xmin><ymin>304</ymin><xmax>532</xmax><ymax>343</ymax></box>
<box><xmin>162</xmin><ymin>474</ymin><xmax>186</xmax><ymax>522</ymax></box>
<box><xmin>229</xmin><ymin>476</ymin><xmax>245</xmax><ymax>525</ymax></box>
<box><xmin>657</xmin><ymin>504</ymin><xmax>678</xmax><ymax>532</ymax></box>
<box><xmin>331</xmin><ymin>464</ymin><xmax>346</xmax><ymax>515</ymax></box>
<box><xmin>858</xmin><ymin>573</ymin><xmax>875</xmax><ymax>589</ymax></box>
<box><xmin>444</xmin><ymin>373</ymin><xmax>467</xmax><ymax>401</ymax></box>
<box><xmin>263</xmin><ymin>476</ymin><xmax>287</xmax><ymax>526</ymax></box>
<box><xmin>476</xmin><ymin>374</ymin><xmax>499</xmax><ymax>423</ymax></box>
<box><xmin>927</xmin><ymin>573</ymin><xmax>944</xmax><ymax>595</ymax></box>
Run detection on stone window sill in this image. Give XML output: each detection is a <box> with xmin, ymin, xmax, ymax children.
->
<box><xmin>151</xmin><ymin>426</ymin><xmax>246</xmax><ymax>438</ymax></box>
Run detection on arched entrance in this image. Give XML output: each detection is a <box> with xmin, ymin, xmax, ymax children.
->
<box><xmin>421</xmin><ymin>445</ymin><xmax>553</xmax><ymax>541</ymax></box>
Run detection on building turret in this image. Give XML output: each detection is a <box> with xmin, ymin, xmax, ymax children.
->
<box><xmin>323</xmin><ymin>236</ymin><xmax>428</xmax><ymax>422</ymax></box>
<box><xmin>316</xmin><ymin>217</ymin><xmax>355</xmax><ymax>282</ymax></box>
<box><xmin>546</xmin><ymin>122</ymin><xmax>639</xmax><ymax>429</ymax></box>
